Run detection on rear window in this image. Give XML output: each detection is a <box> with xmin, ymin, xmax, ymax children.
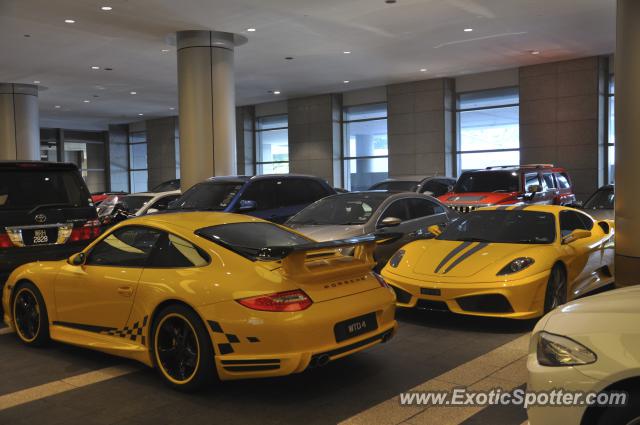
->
<box><xmin>370</xmin><ymin>181</ymin><xmax>418</xmax><ymax>191</ymax></box>
<box><xmin>121</xmin><ymin>195</ymin><xmax>153</xmax><ymax>213</ymax></box>
<box><xmin>172</xmin><ymin>182</ymin><xmax>244</xmax><ymax>211</ymax></box>
<box><xmin>0</xmin><ymin>169</ymin><xmax>90</xmax><ymax>210</ymax></box>
<box><xmin>453</xmin><ymin>171</ymin><xmax>520</xmax><ymax>194</ymax></box>
<box><xmin>196</xmin><ymin>222</ymin><xmax>311</xmax><ymax>260</ymax></box>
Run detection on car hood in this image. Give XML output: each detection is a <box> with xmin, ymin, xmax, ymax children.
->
<box><xmin>287</xmin><ymin>224</ymin><xmax>366</xmax><ymax>241</ymax></box>
<box><xmin>398</xmin><ymin>239</ymin><xmax>547</xmax><ymax>279</ymax></box>
<box><xmin>439</xmin><ymin>192</ymin><xmax>519</xmax><ymax>205</ymax></box>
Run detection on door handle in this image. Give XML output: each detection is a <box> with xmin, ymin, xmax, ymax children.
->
<box><xmin>117</xmin><ymin>286</ymin><xmax>134</xmax><ymax>297</ymax></box>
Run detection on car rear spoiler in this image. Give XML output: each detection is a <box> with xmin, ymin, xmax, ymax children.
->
<box><xmin>258</xmin><ymin>235</ymin><xmax>379</xmax><ymax>282</ymax></box>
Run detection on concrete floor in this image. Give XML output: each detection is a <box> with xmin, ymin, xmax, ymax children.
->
<box><xmin>0</xmin><ymin>309</ymin><xmax>533</xmax><ymax>425</ymax></box>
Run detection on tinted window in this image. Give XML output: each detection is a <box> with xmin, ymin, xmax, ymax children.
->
<box><xmin>438</xmin><ymin>210</ymin><xmax>556</xmax><ymax>244</ymax></box>
<box><xmin>0</xmin><ymin>169</ymin><xmax>90</xmax><ymax>210</ymax></box>
<box><xmin>542</xmin><ymin>173</ymin><xmax>555</xmax><ymax>190</ymax></box>
<box><xmin>584</xmin><ymin>188</ymin><xmax>615</xmax><ymax>210</ymax></box>
<box><xmin>560</xmin><ymin>210</ymin><xmax>590</xmax><ymax>236</ymax></box>
<box><xmin>420</xmin><ymin>180</ymin><xmax>449</xmax><ymax>197</ymax></box>
<box><xmin>277</xmin><ymin>179</ymin><xmax>329</xmax><ymax>206</ymax></box>
<box><xmin>453</xmin><ymin>171</ymin><xmax>520</xmax><ymax>193</ymax></box>
<box><xmin>173</xmin><ymin>182</ymin><xmax>244</xmax><ymax>211</ymax></box>
<box><xmin>556</xmin><ymin>173</ymin><xmax>571</xmax><ymax>189</ymax></box>
<box><xmin>524</xmin><ymin>173</ymin><xmax>541</xmax><ymax>191</ymax></box>
<box><xmin>148</xmin><ymin>233</ymin><xmax>209</xmax><ymax>268</ymax></box>
<box><xmin>370</xmin><ymin>181</ymin><xmax>418</xmax><ymax>191</ymax></box>
<box><xmin>379</xmin><ymin>199</ymin><xmax>410</xmax><ymax>222</ymax></box>
<box><xmin>240</xmin><ymin>180</ymin><xmax>278</xmax><ymax>210</ymax></box>
<box><xmin>150</xmin><ymin>195</ymin><xmax>180</xmax><ymax>211</ymax></box>
<box><xmin>408</xmin><ymin>198</ymin><xmax>444</xmax><ymax>219</ymax></box>
<box><xmin>287</xmin><ymin>194</ymin><xmax>386</xmax><ymax>225</ymax></box>
<box><xmin>151</xmin><ymin>179</ymin><xmax>180</xmax><ymax>192</ymax></box>
<box><xmin>196</xmin><ymin>222</ymin><xmax>311</xmax><ymax>260</ymax></box>
<box><xmin>87</xmin><ymin>226</ymin><xmax>161</xmax><ymax>267</ymax></box>
<box><xmin>121</xmin><ymin>195</ymin><xmax>153</xmax><ymax>213</ymax></box>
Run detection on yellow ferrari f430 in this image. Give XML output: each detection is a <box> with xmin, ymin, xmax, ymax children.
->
<box><xmin>381</xmin><ymin>205</ymin><xmax>614</xmax><ymax>319</ymax></box>
<box><xmin>2</xmin><ymin>212</ymin><xmax>397</xmax><ymax>391</ymax></box>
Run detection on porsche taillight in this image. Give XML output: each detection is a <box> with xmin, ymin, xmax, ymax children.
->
<box><xmin>237</xmin><ymin>290</ymin><xmax>313</xmax><ymax>312</ymax></box>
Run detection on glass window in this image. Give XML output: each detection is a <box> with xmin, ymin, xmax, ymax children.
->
<box><xmin>287</xmin><ymin>193</ymin><xmax>388</xmax><ymax>226</ymax></box>
<box><xmin>240</xmin><ymin>180</ymin><xmax>278</xmax><ymax>210</ymax></box>
<box><xmin>379</xmin><ymin>199</ymin><xmax>410</xmax><ymax>222</ymax></box>
<box><xmin>256</xmin><ymin>115</ymin><xmax>288</xmax><ymax>175</ymax></box>
<box><xmin>0</xmin><ymin>169</ymin><xmax>90</xmax><ymax>209</ymax></box>
<box><xmin>584</xmin><ymin>188</ymin><xmax>615</xmax><ymax>210</ymax></box>
<box><xmin>524</xmin><ymin>173</ymin><xmax>541</xmax><ymax>191</ymax></box>
<box><xmin>129</xmin><ymin>131</ymin><xmax>148</xmax><ymax>192</ymax></box>
<box><xmin>560</xmin><ymin>210</ymin><xmax>590</xmax><ymax>236</ymax></box>
<box><xmin>408</xmin><ymin>198</ymin><xmax>444</xmax><ymax>219</ymax></box>
<box><xmin>370</xmin><ymin>180</ymin><xmax>418</xmax><ymax>191</ymax></box>
<box><xmin>277</xmin><ymin>179</ymin><xmax>330</xmax><ymax>206</ymax></box>
<box><xmin>555</xmin><ymin>173</ymin><xmax>571</xmax><ymax>189</ymax></box>
<box><xmin>607</xmin><ymin>74</ymin><xmax>615</xmax><ymax>184</ymax></box>
<box><xmin>343</xmin><ymin>103</ymin><xmax>388</xmax><ymax>191</ymax></box>
<box><xmin>87</xmin><ymin>226</ymin><xmax>162</xmax><ymax>267</ymax></box>
<box><xmin>120</xmin><ymin>195</ymin><xmax>153</xmax><ymax>214</ymax></box>
<box><xmin>542</xmin><ymin>173</ymin><xmax>555</xmax><ymax>190</ymax></box>
<box><xmin>64</xmin><ymin>140</ymin><xmax>107</xmax><ymax>193</ymax></box>
<box><xmin>150</xmin><ymin>194</ymin><xmax>181</xmax><ymax>211</ymax></box>
<box><xmin>453</xmin><ymin>171</ymin><xmax>520</xmax><ymax>193</ymax></box>
<box><xmin>148</xmin><ymin>233</ymin><xmax>209</xmax><ymax>268</ymax></box>
<box><xmin>457</xmin><ymin>87</ymin><xmax>520</xmax><ymax>172</ymax></box>
<box><xmin>173</xmin><ymin>182</ymin><xmax>245</xmax><ymax>211</ymax></box>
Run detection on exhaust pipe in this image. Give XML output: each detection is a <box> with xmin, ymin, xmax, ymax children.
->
<box><xmin>309</xmin><ymin>354</ymin><xmax>330</xmax><ymax>368</ymax></box>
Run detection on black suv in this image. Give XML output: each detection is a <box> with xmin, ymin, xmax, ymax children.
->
<box><xmin>0</xmin><ymin>162</ymin><xmax>100</xmax><ymax>302</ymax></box>
<box><xmin>170</xmin><ymin>174</ymin><xmax>336</xmax><ymax>223</ymax></box>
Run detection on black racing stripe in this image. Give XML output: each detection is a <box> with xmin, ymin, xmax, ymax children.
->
<box><xmin>434</xmin><ymin>241</ymin><xmax>473</xmax><ymax>273</ymax></box>
<box><xmin>443</xmin><ymin>242</ymin><xmax>490</xmax><ymax>274</ymax></box>
<box><xmin>52</xmin><ymin>321</ymin><xmax>117</xmax><ymax>333</ymax></box>
<box><xmin>220</xmin><ymin>359</ymin><xmax>280</xmax><ymax>365</ymax></box>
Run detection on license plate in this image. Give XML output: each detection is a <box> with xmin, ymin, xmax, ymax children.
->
<box><xmin>22</xmin><ymin>228</ymin><xmax>56</xmax><ymax>245</ymax></box>
<box><xmin>334</xmin><ymin>312</ymin><xmax>378</xmax><ymax>343</ymax></box>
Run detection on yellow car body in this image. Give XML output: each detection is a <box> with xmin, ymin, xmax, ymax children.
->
<box><xmin>381</xmin><ymin>205</ymin><xmax>615</xmax><ymax>319</ymax></box>
<box><xmin>3</xmin><ymin>212</ymin><xmax>396</xmax><ymax>389</ymax></box>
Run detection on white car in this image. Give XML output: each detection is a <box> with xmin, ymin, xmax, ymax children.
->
<box><xmin>527</xmin><ymin>286</ymin><xmax>640</xmax><ymax>425</ymax></box>
<box><xmin>97</xmin><ymin>190</ymin><xmax>181</xmax><ymax>222</ymax></box>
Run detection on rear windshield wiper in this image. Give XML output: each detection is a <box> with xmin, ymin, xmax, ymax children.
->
<box><xmin>28</xmin><ymin>203</ymin><xmax>75</xmax><ymax>215</ymax></box>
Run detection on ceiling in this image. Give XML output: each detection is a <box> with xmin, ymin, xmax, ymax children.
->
<box><xmin>0</xmin><ymin>0</ymin><xmax>615</xmax><ymax>130</ymax></box>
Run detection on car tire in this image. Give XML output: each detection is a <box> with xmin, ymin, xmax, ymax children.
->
<box><xmin>543</xmin><ymin>264</ymin><xmax>567</xmax><ymax>313</ymax></box>
<box><xmin>595</xmin><ymin>389</ymin><xmax>640</xmax><ymax>425</ymax></box>
<box><xmin>151</xmin><ymin>304</ymin><xmax>215</xmax><ymax>392</ymax></box>
<box><xmin>12</xmin><ymin>281</ymin><xmax>50</xmax><ymax>347</ymax></box>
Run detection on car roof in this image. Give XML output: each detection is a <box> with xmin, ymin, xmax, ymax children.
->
<box><xmin>322</xmin><ymin>190</ymin><xmax>439</xmax><ymax>202</ymax></box>
<box><xmin>462</xmin><ymin>165</ymin><xmax>567</xmax><ymax>173</ymax></box>
<box><xmin>126</xmin><ymin>190</ymin><xmax>181</xmax><ymax>197</ymax></box>
<box><xmin>204</xmin><ymin>174</ymin><xmax>326</xmax><ymax>184</ymax></box>
<box><xmin>477</xmin><ymin>205</ymin><xmax>577</xmax><ymax>215</ymax></box>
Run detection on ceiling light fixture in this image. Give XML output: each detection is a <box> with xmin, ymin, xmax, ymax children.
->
<box><xmin>100</xmin><ymin>6</ymin><xmax>112</xmax><ymax>11</ymax></box>
<box><xmin>54</xmin><ymin>105</ymin><xmax>61</xmax><ymax>109</ymax></box>
<box><xmin>343</xmin><ymin>80</ymin><xmax>350</xmax><ymax>84</ymax></box>
<box><xmin>161</xmin><ymin>49</ymin><xmax>170</xmax><ymax>53</ymax></box>
<box><xmin>130</xmin><ymin>91</ymin><xmax>137</xmax><ymax>95</ymax></box>
<box><xmin>272</xmin><ymin>90</ymin><xmax>281</xmax><ymax>95</ymax></box>
<box><xmin>343</xmin><ymin>51</ymin><xmax>351</xmax><ymax>54</ymax></box>
<box><xmin>90</xmin><ymin>65</ymin><xmax>100</xmax><ymax>70</ymax></box>
<box><xmin>169</xmin><ymin>107</ymin><xmax>175</xmax><ymax>110</ymax></box>
<box><xmin>247</xmin><ymin>28</ymin><xmax>256</xmax><ymax>32</ymax></box>
<box><xmin>64</xmin><ymin>19</ymin><xmax>76</xmax><ymax>24</ymax></box>
<box><xmin>138</xmin><ymin>113</ymin><xmax>144</xmax><ymax>116</ymax></box>
<box><xmin>83</xmin><ymin>100</ymin><xmax>90</xmax><ymax>103</ymax></box>
<box><xmin>420</xmin><ymin>68</ymin><xmax>427</xmax><ymax>72</ymax></box>
<box><xmin>464</xmin><ymin>28</ymin><xmax>473</xmax><ymax>32</ymax></box>
<box><xmin>531</xmin><ymin>50</ymin><xmax>541</xmax><ymax>55</ymax></box>
<box><xmin>33</xmin><ymin>80</ymin><xmax>40</xmax><ymax>84</ymax></box>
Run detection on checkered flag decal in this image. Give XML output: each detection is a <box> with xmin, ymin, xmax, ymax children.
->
<box><xmin>101</xmin><ymin>316</ymin><xmax>149</xmax><ymax>346</ymax></box>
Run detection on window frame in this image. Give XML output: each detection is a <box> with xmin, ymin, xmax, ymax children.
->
<box><xmin>128</xmin><ymin>130</ymin><xmax>148</xmax><ymax>192</ymax></box>
<box><xmin>254</xmin><ymin>114</ymin><xmax>289</xmax><ymax>175</ymax></box>
<box><xmin>85</xmin><ymin>225</ymin><xmax>163</xmax><ymax>268</ymax></box>
<box><xmin>146</xmin><ymin>231</ymin><xmax>211</xmax><ymax>269</ymax></box>
<box><xmin>455</xmin><ymin>86</ymin><xmax>520</xmax><ymax>175</ymax></box>
<box><xmin>606</xmin><ymin>72</ymin><xmax>615</xmax><ymax>184</ymax></box>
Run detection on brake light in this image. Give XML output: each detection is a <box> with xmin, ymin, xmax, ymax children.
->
<box><xmin>70</xmin><ymin>220</ymin><xmax>101</xmax><ymax>242</ymax></box>
<box><xmin>237</xmin><ymin>290</ymin><xmax>313</xmax><ymax>312</ymax></box>
<box><xmin>0</xmin><ymin>233</ymin><xmax>13</xmax><ymax>248</ymax></box>
<box><xmin>373</xmin><ymin>273</ymin><xmax>390</xmax><ymax>288</ymax></box>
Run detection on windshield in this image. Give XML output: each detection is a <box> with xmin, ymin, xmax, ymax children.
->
<box><xmin>152</xmin><ymin>179</ymin><xmax>180</xmax><ymax>192</ymax></box>
<box><xmin>370</xmin><ymin>181</ymin><xmax>418</xmax><ymax>191</ymax></box>
<box><xmin>287</xmin><ymin>194</ymin><xmax>386</xmax><ymax>225</ymax></box>
<box><xmin>120</xmin><ymin>195</ymin><xmax>153</xmax><ymax>213</ymax></box>
<box><xmin>584</xmin><ymin>188</ymin><xmax>614</xmax><ymax>210</ymax></box>
<box><xmin>196</xmin><ymin>222</ymin><xmax>311</xmax><ymax>260</ymax></box>
<box><xmin>438</xmin><ymin>210</ymin><xmax>556</xmax><ymax>244</ymax></box>
<box><xmin>0</xmin><ymin>169</ymin><xmax>90</xmax><ymax>210</ymax></box>
<box><xmin>453</xmin><ymin>171</ymin><xmax>520</xmax><ymax>194</ymax></box>
<box><xmin>170</xmin><ymin>182</ymin><xmax>244</xmax><ymax>211</ymax></box>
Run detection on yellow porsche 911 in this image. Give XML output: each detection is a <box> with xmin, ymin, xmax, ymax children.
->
<box><xmin>2</xmin><ymin>212</ymin><xmax>397</xmax><ymax>391</ymax></box>
<box><xmin>381</xmin><ymin>205</ymin><xmax>614</xmax><ymax>319</ymax></box>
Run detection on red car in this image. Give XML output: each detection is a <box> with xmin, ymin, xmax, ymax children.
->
<box><xmin>439</xmin><ymin>164</ymin><xmax>576</xmax><ymax>213</ymax></box>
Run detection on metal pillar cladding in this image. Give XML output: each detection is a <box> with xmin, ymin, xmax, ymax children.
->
<box><xmin>176</xmin><ymin>31</ymin><xmax>247</xmax><ymax>191</ymax></box>
<box><xmin>0</xmin><ymin>83</ymin><xmax>40</xmax><ymax>161</ymax></box>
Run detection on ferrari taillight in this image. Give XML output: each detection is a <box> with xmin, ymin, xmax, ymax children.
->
<box><xmin>237</xmin><ymin>290</ymin><xmax>313</xmax><ymax>312</ymax></box>
<box><xmin>0</xmin><ymin>233</ymin><xmax>13</xmax><ymax>248</ymax></box>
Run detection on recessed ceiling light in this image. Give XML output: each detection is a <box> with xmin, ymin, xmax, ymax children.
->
<box><xmin>531</xmin><ymin>50</ymin><xmax>541</xmax><ymax>55</ymax></box>
<box><xmin>464</xmin><ymin>28</ymin><xmax>473</xmax><ymax>32</ymax></box>
<box><xmin>138</xmin><ymin>113</ymin><xmax>144</xmax><ymax>116</ymax></box>
<box><xmin>33</xmin><ymin>80</ymin><xmax>40</xmax><ymax>84</ymax></box>
<box><xmin>272</xmin><ymin>90</ymin><xmax>281</xmax><ymax>95</ymax></box>
<box><xmin>161</xmin><ymin>49</ymin><xmax>170</xmax><ymax>53</ymax></box>
<box><xmin>130</xmin><ymin>91</ymin><xmax>137</xmax><ymax>95</ymax></box>
<box><xmin>100</xmin><ymin>6</ymin><xmax>112</xmax><ymax>11</ymax></box>
<box><xmin>247</xmin><ymin>28</ymin><xmax>256</xmax><ymax>32</ymax></box>
<box><xmin>343</xmin><ymin>51</ymin><xmax>351</xmax><ymax>54</ymax></box>
<box><xmin>54</xmin><ymin>105</ymin><xmax>61</xmax><ymax>109</ymax></box>
<box><xmin>83</xmin><ymin>100</ymin><xmax>90</xmax><ymax>103</ymax></box>
<box><xmin>64</xmin><ymin>19</ymin><xmax>75</xmax><ymax>24</ymax></box>
<box><xmin>90</xmin><ymin>65</ymin><xmax>100</xmax><ymax>70</ymax></box>
<box><xmin>169</xmin><ymin>107</ymin><xmax>175</xmax><ymax>110</ymax></box>
<box><xmin>420</xmin><ymin>68</ymin><xmax>427</xmax><ymax>72</ymax></box>
<box><xmin>343</xmin><ymin>80</ymin><xmax>350</xmax><ymax>84</ymax></box>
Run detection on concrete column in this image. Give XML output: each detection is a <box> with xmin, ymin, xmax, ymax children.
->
<box><xmin>0</xmin><ymin>83</ymin><xmax>39</xmax><ymax>161</ymax></box>
<box><xmin>176</xmin><ymin>30</ymin><xmax>247</xmax><ymax>191</ymax></box>
<box><xmin>614</xmin><ymin>0</ymin><xmax>640</xmax><ymax>286</ymax></box>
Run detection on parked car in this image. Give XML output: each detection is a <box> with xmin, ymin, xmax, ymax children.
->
<box><xmin>381</xmin><ymin>205</ymin><xmax>614</xmax><ymax>319</ymax></box>
<box><xmin>439</xmin><ymin>165</ymin><xmax>576</xmax><ymax>213</ymax></box>
<box><xmin>527</xmin><ymin>285</ymin><xmax>640</xmax><ymax>425</ymax></box>
<box><xmin>3</xmin><ymin>212</ymin><xmax>396</xmax><ymax>391</ymax></box>
<box><xmin>368</xmin><ymin>176</ymin><xmax>456</xmax><ymax>198</ymax></box>
<box><xmin>91</xmin><ymin>191</ymin><xmax>127</xmax><ymax>205</ymax></box>
<box><xmin>169</xmin><ymin>175</ymin><xmax>336</xmax><ymax>223</ymax></box>
<box><xmin>151</xmin><ymin>179</ymin><xmax>180</xmax><ymax>193</ymax></box>
<box><xmin>286</xmin><ymin>191</ymin><xmax>458</xmax><ymax>270</ymax></box>
<box><xmin>576</xmin><ymin>185</ymin><xmax>614</xmax><ymax>221</ymax></box>
<box><xmin>99</xmin><ymin>190</ymin><xmax>182</xmax><ymax>227</ymax></box>
<box><xmin>0</xmin><ymin>161</ymin><xmax>100</xmax><ymax>312</ymax></box>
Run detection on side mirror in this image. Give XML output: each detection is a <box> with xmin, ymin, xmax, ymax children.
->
<box><xmin>524</xmin><ymin>184</ymin><xmax>541</xmax><ymax>201</ymax></box>
<box><xmin>146</xmin><ymin>208</ymin><xmax>159</xmax><ymax>214</ymax></box>
<box><xmin>68</xmin><ymin>252</ymin><xmax>86</xmax><ymax>266</ymax></box>
<box><xmin>238</xmin><ymin>199</ymin><xmax>257</xmax><ymax>212</ymax></box>
<box><xmin>562</xmin><ymin>229</ymin><xmax>591</xmax><ymax>245</ymax></box>
<box><xmin>378</xmin><ymin>216</ymin><xmax>402</xmax><ymax>228</ymax></box>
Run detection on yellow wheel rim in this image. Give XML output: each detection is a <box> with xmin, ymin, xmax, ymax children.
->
<box><xmin>154</xmin><ymin>313</ymin><xmax>201</xmax><ymax>385</ymax></box>
<box><xmin>13</xmin><ymin>288</ymin><xmax>41</xmax><ymax>343</ymax></box>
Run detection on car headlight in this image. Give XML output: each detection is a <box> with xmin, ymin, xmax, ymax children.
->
<box><xmin>497</xmin><ymin>257</ymin><xmax>535</xmax><ymax>275</ymax></box>
<box><xmin>389</xmin><ymin>249</ymin><xmax>405</xmax><ymax>268</ymax></box>
<box><xmin>537</xmin><ymin>331</ymin><xmax>597</xmax><ymax>366</ymax></box>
